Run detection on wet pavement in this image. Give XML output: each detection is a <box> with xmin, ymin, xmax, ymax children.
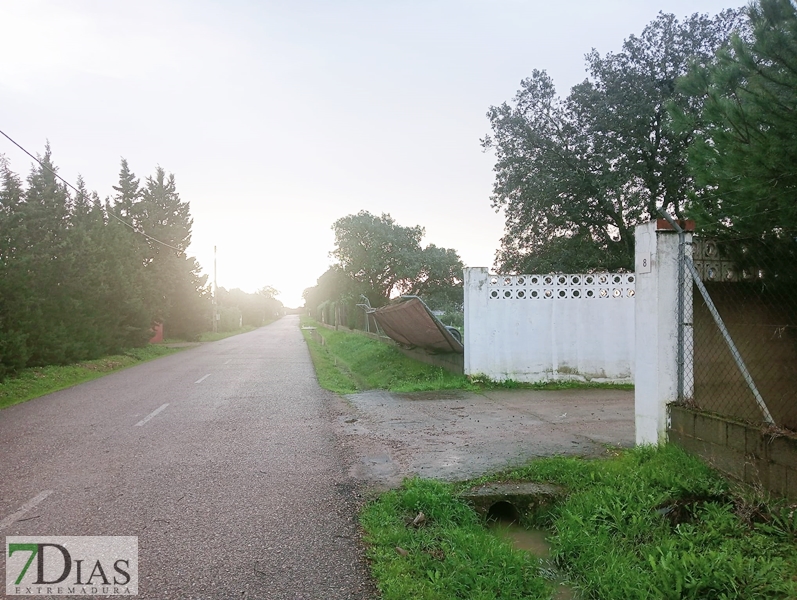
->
<box><xmin>1</xmin><ymin>316</ymin><xmax>634</xmax><ymax>599</ymax></box>
<box><xmin>0</xmin><ymin>316</ymin><xmax>377</xmax><ymax>599</ymax></box>
<box><xmin>335</xmin><ymin>387</ymin><xmax>634</xmax><ymax>488</ymax></box>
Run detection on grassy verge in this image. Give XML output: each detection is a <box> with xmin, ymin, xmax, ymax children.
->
<box><xmin>160</xmin><ymin>319</ymin><xmax>279</xmax><ymax>345</ymax></box>
<box><xmin>300</xmin><ymin>317</ymin><xmax>472</xmax><ymax>394</ymax></box>
<box><xmin>360</xmin><ymin>478</ymin><xmax>552</xmax><ymax>599</ymax></box>
<box><xmin>300</xmin><ymin>317</ymin><xmax>632</xmax><ymax>394</ymax></box>
<box><xmin>0</xmin><ymin>345</ymin><xmax>184</xmax><ymax>410</ymax></box>
<box><xmin>361</xmin><ymin>445</ymin><xmax>797</xmax><ymax>600</ymax></box>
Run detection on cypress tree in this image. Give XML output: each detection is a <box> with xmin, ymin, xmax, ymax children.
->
<box><xmin>138</xmin><ymin>166</ymin><xmax>210</xmax><ymax>339</ymax></box>
<box><xmin>19</xmin><ymin>144</ymin><xmax>74</xmax><ymax>365</ymax></box>
<box><xmin>0</xmin><ymin>159</ymin><xmax>30</xmax><ymax>377</ymax></box>
<box><xmin>0</xmin><ymin>150</ymin><xmax>212</xmax><ymax>377</ymax></box>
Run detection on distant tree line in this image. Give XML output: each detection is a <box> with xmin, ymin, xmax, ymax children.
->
<box><xmin>484</xmin><ymin>0</ymin><xmax>797</xmax><ymax>273</ymax></box>
<box><xmin>216</xmin><ymin>286</ymin><xmax>283</xmax><ymax>331</ymax></box>
<box><xmin>303</xmin><ymin>211</ymin><xmax>464</xmax><ymax>326</ymax></box>
<box><xmin>0</xmin><ymin>147</ymin><xmax>205</xmax><ymax>379</ymax></box>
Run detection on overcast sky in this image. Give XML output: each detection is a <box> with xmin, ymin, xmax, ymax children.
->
<box><xmin>1</xmin><ymin>0</ymin><xmax>739</xmax><ymax>306</ymax></box>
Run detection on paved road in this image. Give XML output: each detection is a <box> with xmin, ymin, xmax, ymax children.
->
<box><xmin>0</xmin><ymin>316</ymin><xmax>376</xmax><ymax>599</ymax></box>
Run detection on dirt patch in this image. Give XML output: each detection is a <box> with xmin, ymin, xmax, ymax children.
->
<box><xmin>333</xmin><ymin>388</ymin><xmax>634</xmax><ymax>488</ymax></box>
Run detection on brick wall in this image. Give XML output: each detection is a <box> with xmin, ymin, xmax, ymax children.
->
<box><xmin>669</xmin><ymin>405</ymin><xmax>797</xmax><ymax>500</ymax></box>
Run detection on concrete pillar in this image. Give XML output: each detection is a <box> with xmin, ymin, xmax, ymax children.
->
<box><xmin>463</xmin><ymin>267</ymin><xmax>490</xmax><ymax>377</ymax></box>
<box><xmin>634</xmin><ymin>219</ymin><xmax>692</xmax><ymax>445</ymax></box>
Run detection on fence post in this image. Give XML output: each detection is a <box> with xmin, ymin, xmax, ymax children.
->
<box><xmin>634</xmin><ymin>219</ymin><xmax>691</xmax><ymax>444</ymax></box>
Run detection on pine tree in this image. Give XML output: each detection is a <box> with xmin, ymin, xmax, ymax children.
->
<box><xmin>0</xmin><ymin>158</ymin><xmax>30</xmax><ymax>376</ymax></box>
<box><xmin>19</xmin><ymin>144</ymin><xmax>74</xmax><ymax>365</ymax></box>
<box><xmin>680</xmin><ymin>0</ymin><xmax>797</xmax><ymax>239</ymax></box>
<box><xmin>64</xmin><ymin>177</ymin><xmax>152</xmax><ymax>356</ymax></box>
<box><xmin>101</xmin><ymin>197</ymin><xmax>153</xmax><ymax>348</ymax></box>
<box><xmin>0</xmin><ymin>151</ymin><xmax>212</xmax><ymax>378</ymax></box>
<box><xmin>137</xmin><ymin>166</ymin><xmax>209</xmax><ymax>339</ymax></box>
<box><xmin>112</xmin><ymin>158</ymin><xmax>141</xmax><ymax>219</ymax></box>
<box><xmin>677</xmin><ymin>0</ymin><xmax>797</xmax><ymax>281</ymax></box>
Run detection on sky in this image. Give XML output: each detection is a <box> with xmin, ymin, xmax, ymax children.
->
<box><xmin>0</xmin><ymin>0</ymin><xmax>740</xmax><ymax>307</ymax></box>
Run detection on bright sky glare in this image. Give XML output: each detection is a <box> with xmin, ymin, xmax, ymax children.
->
<box><xmin>0</xmin><ymin>0</ymin><xmax>739</xmax><ymax>307</ymax></box>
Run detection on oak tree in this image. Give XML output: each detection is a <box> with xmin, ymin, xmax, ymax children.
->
<box><xmin>484</xmin><ymin>10</ymin><xmax>741</xmax><ymax>273</ymax></box>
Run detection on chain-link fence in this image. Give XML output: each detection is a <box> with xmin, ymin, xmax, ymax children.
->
<box><xmin>681</xmin><ymin>234</ymin><xmax>797</xmax><ymax>433</ymax></box>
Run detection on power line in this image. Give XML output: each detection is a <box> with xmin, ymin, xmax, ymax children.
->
<box><xmin>0</xmin><ymin>127</ymin><xmax>184</xmax><ymax>254</ymax></box>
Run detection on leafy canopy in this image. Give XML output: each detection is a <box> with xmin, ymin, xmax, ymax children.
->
<box><xmin>332</xmin><ymin>211</ymin><xmax>424</xmax><ymax>306</ymax></box>
<box><xmin>305</xmin><ymin>211</ymin><xmax>464</xmax><ymax>312</ymax></box>
<box><xmin>484</xmin><ymin>10</ymin><xmax>741</xmax><ymax>273</ymax></box>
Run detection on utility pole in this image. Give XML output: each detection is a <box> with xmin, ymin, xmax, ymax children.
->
<box><xmin>212</xmin><ymin>245</ymin><xmax>218</xmax><ymax>333</ymax></box>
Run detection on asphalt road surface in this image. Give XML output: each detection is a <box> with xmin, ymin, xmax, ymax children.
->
<box><xmin>0</xmin><ymin>316</ymin><xmax>377</xmax><ymax>599</ymax></box>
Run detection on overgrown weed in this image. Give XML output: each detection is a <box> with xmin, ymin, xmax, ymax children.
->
<box><xmin>300</xmin><ymin>318</ymin><xmax>473</xmax><ymax>393</ymax></box>
<box><xmin>362</xmin><ymin>445</ymin><xmax>797</xmax><ymax>599</ymax></box>
<box><xmin>360</xmin><ymin>478</ymin><xmax>552</xmax><ymax>600</ymax></box>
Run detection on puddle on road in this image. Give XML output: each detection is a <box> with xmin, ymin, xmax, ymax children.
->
<box><xmin>489</xmin><ymin>518</ymin><xmax>577</xmax><ymax>600</ymax></box>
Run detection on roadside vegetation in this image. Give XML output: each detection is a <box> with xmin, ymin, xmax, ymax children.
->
<box><xmin>0</xmin><ymin>151</ymin><xmax>283</xmax><ymax>382</ymax></box>
<box><xmin>0</xmin><ymin>345</ymin><xmax>183</xmax><ymax>410</ymax></box>
<box><xmin>361</xmin><ymin>477</ymin><xmax>552</xmax><ymax>600</ymax></box>
<box><xmin>361</xmin><ymin>445</ymin><xmax>797</xmax><ymax>600</ymax></box>
<box><xmin>300</xmin><ymin>317</ymin><xmax>469</xmax><ymax>394</ymax></box>
<box><xmin>300</xmin><ymin>317</ymin><xmax>631</xmax><ymax>395</ymax></box>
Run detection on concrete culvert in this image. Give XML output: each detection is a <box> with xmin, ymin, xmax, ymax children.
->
<box><xmin>486</xmin><ymin>501</ymin><xmax>520</xmax><ymax>525</ymax></box>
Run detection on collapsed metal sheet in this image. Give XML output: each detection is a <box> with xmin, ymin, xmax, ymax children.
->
<box><xmin>372</xmin><ymin>297</ymin><xmax>463</xmax><ymax>354</ymax></box>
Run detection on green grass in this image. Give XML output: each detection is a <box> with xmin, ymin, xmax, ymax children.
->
<box><xmin>473</xmin><ymin>377</ymin><xmax>635</xmax><ymax>392</ymax></box>
<box><xmin>0</xmin><ymin>345</ymin><xmax>184</xmax><ymax>410</ymax></box>
<box><xmin>361</xmin><ymin>445</ymin><xmax>797</xmax><ymax>600</ymax></box>
<box><xmin>300</xmin><ymin>317</ymin><xmax>473</xmax><ymax>394</ymax></box>
<box><xmin>299</xmin><ymin>317</ymin><xmax>633</xmax><ymax>394</ymax></box>
<box><xmin>360</xmin><ymin>478</ymin><xmax>553</xmax><ymax>600</ymax></box>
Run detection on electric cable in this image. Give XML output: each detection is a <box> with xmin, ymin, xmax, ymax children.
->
<box><xmin>0</xmin><ymin>127</ymin><xmax>184</xmax><ymax>253</ymax></box>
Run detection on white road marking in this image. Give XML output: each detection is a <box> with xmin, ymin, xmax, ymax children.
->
<box><xmin>195</xmin><ymin>374</ymin><xmax>211</xmax><ymax>384</ymax></box>
<box><xmin>0</xmin><ymin>490</ymin><xmax>53</xmax><ymax>532</ymax></box>
<box><xmin>223</xmin><ymin>359</ymin><xmax>231</xmax><ymax>365</ymax></box>
<box><xmin>135</xmin><ymin>403</ymin><xmax>170</xmax><ymax>427</ymax></box>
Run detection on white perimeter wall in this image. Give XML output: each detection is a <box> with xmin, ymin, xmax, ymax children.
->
<box><xmin>464</xmin><ymin>269</ymin><xmax>635</xmax><ymax>383</ymax></box>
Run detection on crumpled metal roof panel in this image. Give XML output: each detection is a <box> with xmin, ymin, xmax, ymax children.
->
<box><xmin>372</xmin><ymin>297</ymin><xmax>463</xmax><ymax>354</ymax></box>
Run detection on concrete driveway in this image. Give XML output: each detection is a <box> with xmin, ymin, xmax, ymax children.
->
<box><xmin>333</xmin><ymin>388</ymin><xmax>634</xmax><ymax>489</ymax></box>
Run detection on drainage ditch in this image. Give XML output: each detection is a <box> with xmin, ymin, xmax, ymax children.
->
<box><xmin>460</xmin><ymin>482</ymin><xmax>577</xmax><ymax>599</ymax></box>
